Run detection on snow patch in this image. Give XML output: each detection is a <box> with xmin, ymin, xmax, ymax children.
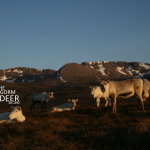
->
<box><xmin>134</xmin><ymin>74</ymin><xmax>144</xmax><ymax>78</ymax></box>
<box><xmin>89</xmin><ymin>61</ymin><xmax>101</xmax><ymax>65</ymax></box>
<box><xmin>37</xmin><ymin>69</ymin><xmax>42</xmax><ymax>71</ymax></box>
<box><xmin>0</xmin><ymin>75</ymin><xmax>8</xmax><ymax>81</ymax></box>
<box><xmin>5</xmin><ymin>78</ymin><xmax>16</xmax><ymax>82</ymax></box>
<box><xmin>126</xmin><ymin>68</ymin><xmax>132</xmax><ymax>75</ymax></box>
<box><xmin>135</xmin><ymin>71</ymin><xmax>150</xmax><ymax>78</ymax></box>
<box><xmin>126</xmin><ymin>65</ymin><xmax>141</xmax><ymax>75</ymax></box>
<box><xmin>88</xmin><ymin>62</ymin><xmax>106</xmax><ymax>75</ymax></box>
<box><xmin>139</xmin><ymin>63</ymin><xmax>150</xmax><ymax>70</ymax></box>
<box><xmin>97</xmin><ymin>68</ymin><xmax>106</xmax><ymax>76</ymax></box>
<box><xmin>13</xmin><ymin>69</ymin><xmax>23</xmax><ymax>73</ymax></box>
<box><xmin>103</xmin><ymin>61</ymin><xmax>110</xmax><ymax>63</ymax></box>
<box><xmin>89</xmin><ymin>61</ymin><xmax>113</xmax><ymax>65</ymax></box>
<box><xmin>57</xmin><ymin>72</ymin><xmax>59</xmax><ymax>77</ymax></box>
<box><xmin>40</xmin><ymin>75</ymin><xmax>45</xmax><ymax>79</ymax></box>
<box><xmin>22</xmin><ymin>77</ymin><xmax>26</xmax><ymax>82</ymax></box>
<box><xmin>27</xmin><ymin>77</ymin><xmax>35</xmax><ymax>82</ymax></box>
<box><xmin>0</xmin><ymin>71</ymin><xmax>9</xmax><ymax>81</ymax></box>
<box><xmin>57</xmin><ymin>76</ymin><xmax>67</xmax><ymax>82</ymax></box>
<box><xmin>133</xmin><ymin>70</ymin><xmax>140</xmax><ymax>74</ymax></box>
<box><xmin>97</xmin><ymin>63</ymin><xmax>106</xmax><ymax>75</ymax></box>
<box><xmin>6</xmin><ymin>69</ymin><xmax>11</xmax><ymax>72</ymax></box>
<box><xmin>116</xmin><ymin>67</ymin><xmax>126</xmax><ymax>75</ymax></box>
<box><xmin>134</xmin><ymin>71</ymin><xmax>150</xmax><ymax>78</ymax></box>
<box><xmin>90</xmin><ymin>66</ymin><xmax>94</xmax><ymax>69</ymax></box>
<box><xmin>88</xmin><ymin>61</ymin><xmax>92</xmax><ymax>64</ymax></box>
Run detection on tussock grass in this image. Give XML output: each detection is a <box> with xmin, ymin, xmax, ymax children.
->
<box><xmin>0</xmin><ymin>81</ymin><xmax>150</xmax><ymax>149</ymax></box>
<box><xmin>0</xmin><ymin>104</ymin><xmax>150</xmax><ymax>150</ymax></box>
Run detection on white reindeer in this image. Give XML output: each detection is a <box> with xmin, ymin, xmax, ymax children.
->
<box><xmin>92</xmin><ymin>70</ymin><xmax>144</xmax><ymax>113</ymax></box>
<box><xmin>45</xmin><ymin>99</ymin><xmax>78</xmax><ymax>113</ymax></box>
<box><xmin>0</xmin><ymin>106</ymin><xmax>25</xmax><ymax>123</ymax></box>
<box><xmin>89</xmin><ymin>86</ymin><xmax>111</xmax><ymax>107</ymax></box>
<box><xmin>30</xmin><ymin>92</ymin><xmax>55</xmax><ymax>111</ymax></box>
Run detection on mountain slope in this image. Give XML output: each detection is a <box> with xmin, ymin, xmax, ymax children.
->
<box><xmin>1</xmin><ymin>61</ymin><xmax>150</xmax><ymax>82</ymax></box>
<box><xmin>0</xmin><ymin>67</ymin><xmax>56</xmax><ymax>82</ymax></box>
<box><xmin>57</xmin><ymin>63</ymin><xmax>96</xmax><ymax>82</ymax></box>
<box><xmin>82</xmin><ymin>61</ymin><xmax>150</xmax><ymax>80</ymax></box>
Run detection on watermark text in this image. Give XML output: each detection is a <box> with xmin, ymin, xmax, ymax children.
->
<box><xmin>0</xmin><ymin>86</ymin><xmax>20</xmax><ymax>104</ymax></box>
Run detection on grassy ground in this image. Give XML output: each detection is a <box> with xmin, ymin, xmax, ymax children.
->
<box><xmin>0</xmin><ymin>103</ymin><xmax>150</xmax><ymax>150</ymax></box>
<box><xmin>0</xmin><ymin>80</ymin><xmax>150</xmax><ymax>149</ymax></box>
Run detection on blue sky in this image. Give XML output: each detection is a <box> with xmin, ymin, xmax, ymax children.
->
<box><xmin>0</xmin><ymin>0</ymin><xmax>150</xmax><ymax>70</ymax></box>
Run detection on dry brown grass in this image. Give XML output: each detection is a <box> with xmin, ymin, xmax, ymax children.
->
<box><xmin>0</xmin><ymin>81</ymin><xmax>150</xmax><ymax>149</ymax></box>
<box><xmin>0</xmin><ymin>104</ymin><xmax>150</xmax><ymax>150</ymax></box>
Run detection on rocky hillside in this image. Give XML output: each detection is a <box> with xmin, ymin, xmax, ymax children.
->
<box><xmin>81</xmin><ymin>61</ymin><xmax>150</xmax><ymax>80</ymax></box>
<box><xmin>0</xmin><ymin>67</ymin><xmax>56</xmax><ymax>82</ymax></box>
<box><xmin>0</xmin><ymin>61</ymin><xmax>150</xmax><ymax>82</ymax></box>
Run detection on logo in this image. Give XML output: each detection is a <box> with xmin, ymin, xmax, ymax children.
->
<box><xmin>0</xmin><ymin>86</ymin><xmax>20</xmax><ymax>104</ymax></box>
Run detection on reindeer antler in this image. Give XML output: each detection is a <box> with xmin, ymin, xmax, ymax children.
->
<box><xmin>92</xmin><ymin>69</ymin><xmax>101</xmax><ymax>82</ymax></box>
<box><xmin>104</xmin><ymin>70</ymin><xmax>110</xmax><ymax>81</ymax></box>
<box><xmin>105</xmin><ymin>75</ymin><xmax>108</xmax><ymax>81</ymax></box>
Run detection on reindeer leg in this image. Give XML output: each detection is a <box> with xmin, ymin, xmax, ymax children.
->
<box><xmin>135</xmin><ymin>87</ymin><xmax>145</xmax><ymax>112</ymax></box>
<box><xmin>137</xmin><ymin>99</ymin><xmax>140</xmax><ymax>111</ymax></box>
<box><xmin>44</xmin><ymin>102</ymin><xmax>46</xmax><ymax>111</ymax></box>
<box><xmin>30</xmin><ymin>100</ymin><xmax>34</xmax><ymax>112</ymax></box>
<box><xmin>141</xmin><ymin>98</ymin><xmax>145</xmax><ymax>112</ymax></box>
<box><xmin>41</xmin><ymin>102</ymin><xmax>43</xmax><ymax>111</ymax></box>
<box><xmin>118</xmin><ymin>93</ymin><xmax>134</xmax><ymax>99</ymax></box>
<box><xmin>96</xmin><ymin>98</ymin><xmax>100</xmax><ymax>107</ymax></box>
<box><xmin>112</xmin><ymin>95</ymin><xmax>117</xmax><ymax>113</ymax></box>
<box><xmin>108</xmin><ymin>98</ymin><xmax>112</xmax><ymax>106</ymax></box>
<box><xmin>142</xmin><ymin>91</ymin><xmax>149</xmax><ymax>102</ymax></box>
<box><xmin>33</xmin><ymin>102</ymin><xmax>36</xmax><ymax>111</ymax></box>
<box><xmin>138</xmin><ymin>96</ymin><xmax>145</xmax><ymax>112</ymax></box>
<box><xmin>105</xmin><ymin>98</ymin><xmax>108</xmax><ymax>107</ymax></box>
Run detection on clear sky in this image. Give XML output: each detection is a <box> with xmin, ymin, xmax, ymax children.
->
<box><xmin>0</xmin><ymin>0</ymin><xmax>150</xmax><ymax>70</ymax></box>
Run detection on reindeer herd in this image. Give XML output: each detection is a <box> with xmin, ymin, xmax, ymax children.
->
<box><xmin>91</xmin><ymin>70</ymin><xmax>150</xmax><ymax>113</ymax></box>
<box><xmin>0</xmin><ymin>70</ymin><xmax>150</xmax><ymax>123</ymax></box>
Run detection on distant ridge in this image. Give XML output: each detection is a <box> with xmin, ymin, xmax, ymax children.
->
<box><xmin>0</xmin><ymin>67</ymin><xmax>56</xmax><ymax>82</ymax></box>
<box><xmin>81</xmin><ymin>61</ymin><xmax>150</xmax><ymax>80</ymax></box>
<box><xmin>0</xmin><ymin>61</ymin><xmax>150</xmax><ymax>82</ymax></box>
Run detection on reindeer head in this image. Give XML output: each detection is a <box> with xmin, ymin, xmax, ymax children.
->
<box><xmin>89</xmin><ymin>86</ymin><xmax>102</xmax><ymax>98</ymax></box>
<box><xmin>68</xmin><ymin>99</ymin><xmax>78</xmax><ymax>110</ymax></box>
<box><xmin>8</xmin><ymin>106</ymin><xmax>22</xmax><ymax>120</ymax></box>
<box><xmin>48</xmin><ymin>92</ymin><xmax>56</xmax><ymax>100</ymax></box>
<box><xmin>99</xmin><ymin>80</ymin><xmax>110</xmax><ymax>92</ymax></box>
<box><xmin>92</xmin><ymin>69</ymin><xmax>110</xmax><ymax>92</ymax></box>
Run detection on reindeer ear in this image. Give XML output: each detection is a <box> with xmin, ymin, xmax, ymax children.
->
<box><xmin>68</xmin><ymin>99</ymin><xmax>71</xmax><ymax>102</ymax></box>
<box><xmin>17</xmin><ymin>107</ymin><xmax>21</xmax><ymax>111</ymax></box>
<box><xmin>107</xmin><ymin>80</ymin><xmax>110</xmax><ymax>83</ymax></box>
<box><xmin>75</xmin><ymin>99</ymin><xmax>78</xmax><ymax>102</ymax></box>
